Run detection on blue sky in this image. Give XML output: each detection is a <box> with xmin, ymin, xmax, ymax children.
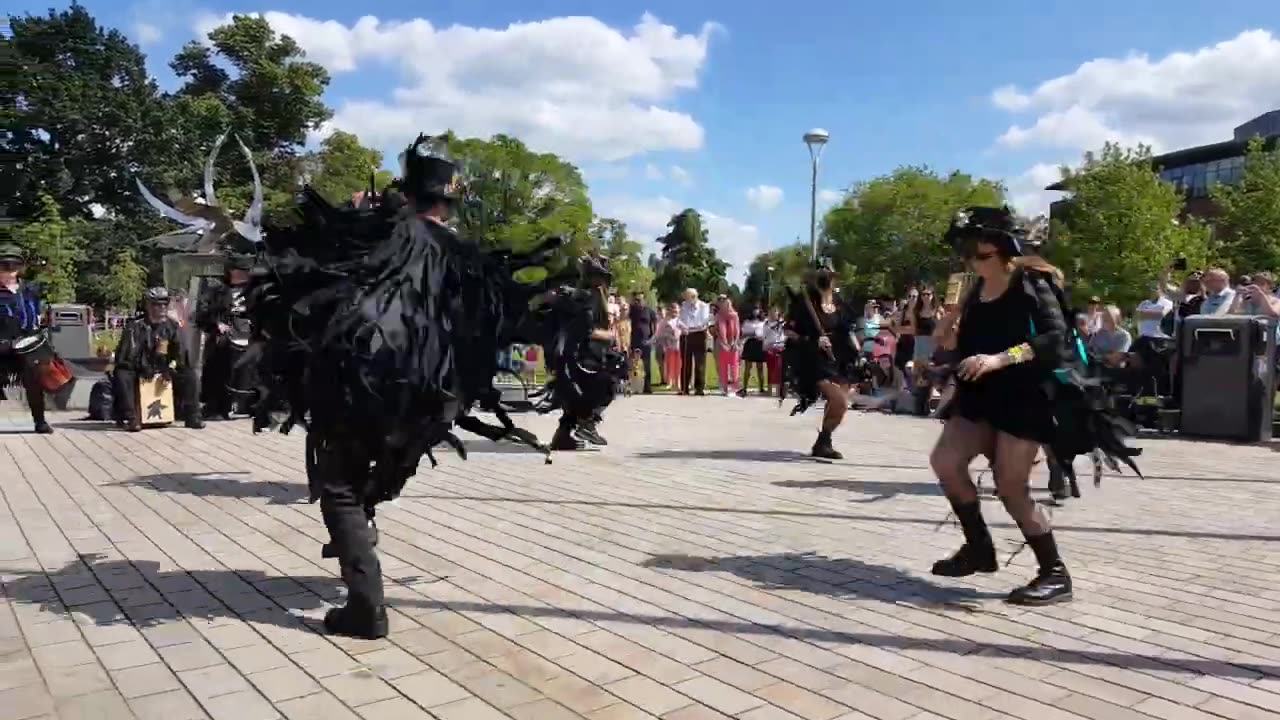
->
<box><xmin>19</xmin><ymin>0</ymin><xmax>1280</xmax><ymax>282</ymax></box>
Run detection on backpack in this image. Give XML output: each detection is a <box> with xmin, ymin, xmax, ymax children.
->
<box><xmin>87</xmin><ymin>376</ymin><xmax>115</xmax><ymax>421</ymax></box>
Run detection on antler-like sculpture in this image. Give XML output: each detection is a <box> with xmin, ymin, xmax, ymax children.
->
<box><xmin>136</xmin><ymin>131</ymin><xmax>264</xmax><ymax>253</ymax></box>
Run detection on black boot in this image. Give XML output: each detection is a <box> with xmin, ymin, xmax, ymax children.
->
<box><xmin>550</xmin><ymin>422</ymin><xmax>584</xmax><ymax>451</ymax></box>
<box><xmin>1007</xmin><ymin>532</ymin><xmax>1072</xmax><ymax>605</ymax></box>
<box><xmin>932</xmin><ymin>500</ymin><xmax>998</xmax><ymax>577</ymax></box>
<box><xmin>811</xmin><ymin>431</ymin><xmax>842</xmax><ymax>460</ymax></box>
<box><xmin>322</xmin><ymin>517</ymin><xmax>377</xmax><ymax>559</ymax></box>
<box><xmin>575</xmin><ymin>420</ymin><xmax>607</xmax><ymax>446</ymax></box>
<box><xmin>33</xmin><ymin>418</ymin><xmax>53</xmax><ymax>434</ymax></box>
<box><xmin>324</xmin><ymin>603</ymin><xmax>388</xmax><ymax>640</ymax></box>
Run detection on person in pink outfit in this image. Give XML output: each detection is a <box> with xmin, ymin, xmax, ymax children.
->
<box><xmin>653</xmin><ymin>303</ymin><xmax>684</xmax><ymax>390</ymax></box>
<box><xmin>715</xmin><ymin>296</ymin><xmax>741</xmax><ymax>395</ymax></box>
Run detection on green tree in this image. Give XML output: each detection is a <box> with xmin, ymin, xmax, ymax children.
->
<box><xmin>590</xmin><ymin>218</ymin><xmax>653</xmax><ymax>296</ymax></box>
<box><xmin>102</xmin><ymin>247</ymin><xmax>148</xmax><ymax>310</ymax></box>
<box><xmin>741</xmin><ymin>245</ymin><xmax>810</xmax><ymax>310</ymax></box>
<box><xmin>15</xmin><ymin>194</ymin><xmax>86</xmax><ymax>302</ymax></box>
<box><xmin>652</xmin><ymin>209</ymin><xmax>729</xmax><ymax>301</ymax></box>
<box><xmin>444</xmin><ymin>133</ymin><xmax>595</xmax><ymax>260</ymax></box>
<box><xmin>4</xmin><ymin>3</ymin><xmax>170</xmax><ymax>220</ymax></box>
<box><xmin>1050</xmin><ymin>143</ymin><xmax>1211</xmax><ymax>310</ymax></box>
<box><xmin>821</xmin><ymin>167</ymin><xmax>1006</xmax><ymax>299</ymax></box>
<box><xmin>302</xmin><ymin>131</ymin><xmax>394</xmax><ymax>206</ymax></box>
<box><xmin>1212</xmin><ymin>137</ymin><xmax>1280</xmax><ymax>274</ymax></box>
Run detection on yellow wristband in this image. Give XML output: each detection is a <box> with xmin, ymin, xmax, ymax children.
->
<box><xmin>1006</xmin><ymin>345</ymin><xmax>1027</xmax><ymax>363</ymax></box>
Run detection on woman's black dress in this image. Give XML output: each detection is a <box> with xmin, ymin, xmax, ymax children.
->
<box><xmin>782</xmin><ymin>289</ymin><xmax>858</xmax><ymax>414</ymax></box>
<box><xmin>952</xmin><ymin>278</ymin><xmax>1055</xmax><ymax>442</ymax></box>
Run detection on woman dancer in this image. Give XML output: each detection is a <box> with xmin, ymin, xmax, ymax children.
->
<box><xmin>930</xmin><ymin>206</ymin><xmax>1139</xmax><ymax>605</ymax></box>
<box><xmin>783</xmin><ymin>260</ymin><xmax>857</xmax><ymax>459</ymax></box>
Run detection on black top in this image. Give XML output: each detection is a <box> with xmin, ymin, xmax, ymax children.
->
<box><xmin>629</xmin><ymin>303</ymin><xmax>657</xmax><ymax>343</ymax></box>
<box><xmin>114</xmin><ymin>317</ymin><xmax>190</xmax><ymax>375</ymax></box>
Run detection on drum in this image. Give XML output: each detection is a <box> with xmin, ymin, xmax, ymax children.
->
<box><xmin>136</xmin><ymin>374</ymin><xmax>176</xmax><ymax>426</ymax></box>
<box><xmin>12</xmin><ymin>332</ymin><xmax>74</xmax><ymax>393</ymax></box>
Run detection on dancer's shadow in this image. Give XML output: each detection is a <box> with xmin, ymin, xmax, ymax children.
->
<box><xmin>772</xmin><ymin>478</ymin><xmax>943</xmax><ymax>503</ymax></box>
<box><xmin>642</xmin><ymin>551</ymin><xmax>1004</xmax><ymax>605</ymax></box>
<box><xmin>1</xmin><ymin>553</ymin><xmax>343</xmax><ymax>631</ymax></box>
<box><xmin>632</xmin><ymin>449</ymin><xmax>930</xmax><ymax>470</ymax></box>
<box><xmin>118</xmin><ymin>472</ymin><xmax>309</xmax><ymax>505</ymax></box>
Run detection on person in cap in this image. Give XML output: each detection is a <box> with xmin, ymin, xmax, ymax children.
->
<box><xmin>0</xmin><ymin>244</ymin><xmax>53</xmax><ymax>433</ymax></box>
<box><xmin>195</xmin><ymin>255</ymin><xmax>257</xmax><ymax>419</ymax></box>
<box><xmin>780</xmin><ymin>257</ymin><xmax>858</xmax><ymax>459</ymax></box>
<box><xmin>928</xmin><ymin>206</ymin><xmax>1140</xmax><ymax>606</ymax></box>
<box><xmin>112</xmin><ymin>287</ymin><xmax>205</xmax><ymax>432</ymax></box>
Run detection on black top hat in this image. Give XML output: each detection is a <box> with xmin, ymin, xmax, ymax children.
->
<box><xmin>944</xmin><ymin>205</ymin><xmax>1024</xmax><ymax>256</ymax></box>
<box><xmin>399</xmin><ymin>134</ymin><xmax>461</xmax><ymax>206</ymax></box>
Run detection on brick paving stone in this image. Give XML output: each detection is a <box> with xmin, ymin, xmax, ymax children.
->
<box><xmin>3</xmin><ymin>401</ymin><xmax>1280</xmax><ymax>720</ymax></box>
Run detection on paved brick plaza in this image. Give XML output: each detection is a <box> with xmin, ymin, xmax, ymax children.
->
<box><xmin>2</xmin><ymin>396</ymin><xmax>1279</xmax><ymax>720</ymax></box>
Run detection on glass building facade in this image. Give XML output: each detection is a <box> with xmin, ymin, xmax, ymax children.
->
<box><xmin>1158</xmin><ymin>156</ymin><xmax>1246</xmax><ymax>197</ymax></box>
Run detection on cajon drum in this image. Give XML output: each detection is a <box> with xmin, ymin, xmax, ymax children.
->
<box><xmin>136</xmin><ymin>375</ymin><xmax>175</xmax><ymax>427</ymax></box>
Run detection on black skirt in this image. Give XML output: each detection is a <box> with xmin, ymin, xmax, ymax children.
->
<box><xmin>951</xmin><ymin>367</ymin><xmax>1055</xmax><ymax>443</ymax></box>
<box><xmin>742</xmin><ymin>337</ymin><xmax>766</xmax><ymax>363</ymax></box>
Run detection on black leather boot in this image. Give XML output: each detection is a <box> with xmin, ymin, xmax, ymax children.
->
<box><xmin>322</xmin><ymin>517</ymin><xmax>377</xmax><ymax>559</ymax></box>
<box><xmin>932</xmin><ymin>500</ymin><xmax>998</xmax><ymax>577</ymax></box>
<box><xmin>324</xmin><ymin>603</ymin><xmax>388</xmax><ymax>640</ymax></box>
<box><xmin>1007</xmin><ymin>532</ymin><xmax>1072</xmax><ymax>605</ymax></box>
<box><xmin>811</xmin><ymin>431</ymin><xmax>842</xmax><ymax>460</ymax></box>
<box><xmin>551</xmin><ymin>421</ymin><xmax>584</xmax><ymax>451</ymax></box>
<box><xmin>574</xmin><ymin>420</ymin><xmax>607</xmax><ymax>446</ymax></box>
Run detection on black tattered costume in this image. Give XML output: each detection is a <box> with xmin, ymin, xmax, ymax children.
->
<box><xmin>0</xmin><ymin>245</ymin><xmax>54</xmax><ymax>433</ymax></box>
<box><xmin>195</xmin><ymin>256</ymin><xmax>257</xmax><ymax>418</ymax></box>
<box><xmin>930</xmin><ymin>206</ymin><xmax>1140</xmax><ymax>606</ymax></box>
<box><xmin>242</xmin><ymin>135</ymin><xmax>622</xmax><ymax>638</ymax></box>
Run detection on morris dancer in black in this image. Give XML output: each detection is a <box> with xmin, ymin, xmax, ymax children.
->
<box><xmin>539</xmin><ymin>255</ymin><xmax>621</xmax><ymax>451</ymax></box>
<box><xmin>113</xmin><ymin>288</ymin><xmax>205</xmax><ymax>431</ymax></box>
<box><xmin>782</xmin><ymin>259</ymin><xmax>857</xmax><ymax>459</ymax></box>
<box><xmin>244</xmin><ymin>134</ymin><xmax>574</xmax><ymax>639</ymax></box>
<box><xmin>929</xmin><ymin>207</ymin><xmax>1139</xmax><ymax>605</ymax></box>
<box><xmin>196</xmin><ymin>255</ymin><xmax>256</xmax><ymax>419</ymax></box>
<box><xmin>0</xmin><ymin>244</ymin><xmax>53</xmax><ymax>434</ymax></box>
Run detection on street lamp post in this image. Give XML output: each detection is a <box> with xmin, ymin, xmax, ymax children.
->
<box><xmin>803</xmin><ymin>128</ymin><xmax>830</xmax><ymax>263</ymax></box>
<box><xmin>764</xmin><ymin>265</ymin><xmax>775</xmax><ymax>309</ymax></box>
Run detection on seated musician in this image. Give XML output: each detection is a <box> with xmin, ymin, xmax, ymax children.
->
<box><xmin>112</xmin><ymin>287</ymin><xmax>205</xmax><ymax>431</ymax></box>
<box><xmin>0</xmin><ymin>244</ymin><xmax>53</xmax><ymax>434</ymax></box>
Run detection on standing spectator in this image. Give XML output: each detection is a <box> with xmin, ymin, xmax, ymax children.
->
<box><xmin>652</xmin><ymin>303</ymin><xmax>683</xmax><ymax>391</ymax></box>
<box><xmin>628</xmin><ymin>292</ymin><xmax>657</xmax><ymax>394</ymax></box>
<box><xmin>614</xmin><ymin>296</ymin><xmax>631</xmax><ymax>356</ymax></box>
<box><xmin>891</xmin><ymin>288</ymin><xmax>918</xmax><ymax>370</ymax></box>
<box><xmin>764</xmin><ymin>307</ymin><xmax>786</xmax><ymax>392</ymax></box>
<box><xmin>678</xmin><ymin>288</ymin><xmax>710</xmax><ymax>395</ymax></box>
<box><xmin>912</xmin><ymin>287</ymin><xmax>940</xmax><ymax>371</ymax></box>
<box><xmin>854</xmin><ymin>300</ymin><xmax>883</xmax><ymax>359</ymax></box>
<box><xmin>739</xmin><ymin>308</ymin><xmax>768</xmax><ymax>396</ymax></box>
<box><xmin>1135</xmin><ymin>283</ymin><xmax>1174</xmax><ymax>339</ymax></box>
<box><xmin>715</xmin><ymin>296</ymin><xmax>741</xmax><ymax>395</ymax></box>
<box><xmin>1198</xmin><ymin>269</ymin><xmax>1236</xmax><ymax>316</ymax></box>
<box><xmin>1231</xmin><ymin>271</ymin><xmax>1279</xmax><ymax>316</ymax></box>
<box><xmin>1173</xmin><ymin>271</ymin><xmax>1205</xmax><ymax>323</ymax></box>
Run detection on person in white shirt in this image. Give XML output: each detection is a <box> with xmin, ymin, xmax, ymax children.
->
<box><xmin>678</xmin><ymin>288</ymin><xmax>711</xmax><ymax>395</ymax></box>
<box><xmin>738</xmin><ymin>307</ymin><xmax>768</xmax><ymax>396</ymax></box>
<box><xmin>1134</xmin><ymin>284</ymin><xmax>1174</xmax><ymax>339</ymax></box>
<box><xmin>1198</xmin><ymin>269</ymin><xmax>1236</xmax><ymax>316</ymax></box>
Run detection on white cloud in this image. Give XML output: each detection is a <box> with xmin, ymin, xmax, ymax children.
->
<box><xmin>196</xmin><ymin>11</ymin><xmax>721</xmax><ymax>163</ymax></box>
<box><xmin>1006</xmin><ymin>162</ymin><xmax>1066</xmax><ymax>216</ymax></box>
<box><xmin>993</xmin><ymin>29</ymin><xmax>1280</xmax><ymax>154</ymax></box>
<box><xmin>817</xmin><ymin>188</ymin><xmax>843</xmax><ymax>205</ymax></box>
<box><xmin>134</xmin><ymin>21</ymin><xmax>163</xmax><ymax>45</ymax></box>
<box><xmin>644</xmin><ymin>163</ymin><xmax>664</xmax><ymax>180</ymax></box>
<box><xmin>745</xmin><ymin>184</ymin><xmax>784</xmax><ymax>211</ymax></box>
<box><xmin>993</xmin><ymin>29</ymin><xmax>1280</xmax><ymax>214</ymax></box>
<box><xmin>668</xmin><ymin>165</ymin><xmax>692</xmax><ymax>186</ymax></box>
<box><xmin>594</xmin><ymin>195</ymin><xmax>764</xmax><ymax>284</ymax></box>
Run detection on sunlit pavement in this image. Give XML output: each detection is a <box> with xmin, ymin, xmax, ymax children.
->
<box><xmin>2</xmin><ymin>396</ymin><xmax>1279</xmax><ymax>720</ymax></box>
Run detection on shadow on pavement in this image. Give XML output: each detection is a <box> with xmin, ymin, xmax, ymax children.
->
<box><xmin>642</xmin><ymin>551</ymin><xmax>1003</xmax><ymax>605</ymax></box>
<box><xmin>404</xmin><ymin>493</ymin><xmax>1280</xmax><ymax>542</ymax></box>
<box><xmin>118</xmin><ymin>472</ymin><xmax>309</xmax><ymax>505</ymax></box>
<box><xmin>2</xmin><ymin>553</ymin><xmax>1274</xmax><ymax>681</ymax></box>
<box><xmin>631</xmin><ymin>448</ymin><xmax>930</xmax><ymax>470</ymax></box>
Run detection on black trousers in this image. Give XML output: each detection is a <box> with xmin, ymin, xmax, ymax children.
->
<box><xmin>0</xmin><ymin>353</ymin><xmax>47</xmax><ymax>425</ymax></box>
<box><xmin>681</xmin><ymin>330</ymin><xmax>707</xmax><ymax>394</ymax></box>
<box><xmin>200</xmin><ymin>337</ymin><xmax>233</xmax><ymax>414</ymax></box>
<box><xmin>113</xmin><ymin>367</ymin><xmax>200</xmax><ymax>423</ymax></box>
<box><xmin>314</xmin><ymin>437</ymin><xmax>383</xmax><ymax>615</ymax></box>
